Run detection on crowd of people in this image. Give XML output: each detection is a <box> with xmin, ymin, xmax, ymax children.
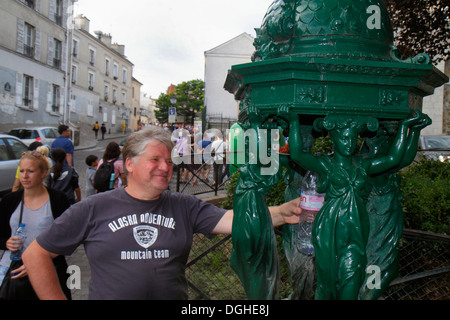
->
<box><xmin>0</xmin><ymin>125</ymin><xmax>302</xmax><ymax>300</ymax></box>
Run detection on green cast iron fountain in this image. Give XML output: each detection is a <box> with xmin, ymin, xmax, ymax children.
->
<box><xmin>225</xmin><ymin>0</ymin><xmax>448</xmax><ymax>300</ymax></box>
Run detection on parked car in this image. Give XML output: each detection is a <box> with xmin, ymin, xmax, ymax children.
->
<box><xmin>418</xmin><ymin>135</ymin><xmax>450</xmax><ymax>162</ymax></box>
<box><xmin>0</xmin><ymin>134</ymin><xmax>29</xmax><ymax>197</ymax></box>
<box><xmin>9</xmin><ymin>126</ymin><xmax>59</xmax><ymax>148</ymax></box>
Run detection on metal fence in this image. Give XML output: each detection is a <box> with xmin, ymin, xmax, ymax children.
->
<box><xmin>173</xmin><ymin>153</ymin><xmax>240</xmax><ymax>197</ymax></box>
<box><xmin>185</xmin><ymin>227</ymin><xmax>449</xmax><ymax>300</ymax></box>
<box><xmin>382</xmin><ymin>229</ymin><xmax>450</xmax><ymax>300</ymax></box>
<box><xmin>179</xmin><ymin>165</ymin><xmax>450</xmax><ymax>300</ymax></box>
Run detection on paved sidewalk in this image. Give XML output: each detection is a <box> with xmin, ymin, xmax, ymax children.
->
<box><xmin>74</xmin><ymin>133</ymin><xmax>126</xmax><ymax>151</ymax></box>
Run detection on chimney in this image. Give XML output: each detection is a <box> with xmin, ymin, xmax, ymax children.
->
<box><xmin>74</xmin><ymin>14</ymin><xmax>90</xmax><ymax>32</ymax></box>
<box><xmin>111</xmin><ymin>43</ymin><xmax>125</xmax><ymax>56</ymax></box>
<box><xmin>100</xmin><ymin>33</ymin><xmax>112</xmax><ymax>48</ymax></box>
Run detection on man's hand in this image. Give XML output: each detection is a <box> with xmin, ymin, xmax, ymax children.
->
<box><xmin>213</xmin><ymin>198</ymin><xmax>302</xmax><ymax>235</ymax></box>
<box><xmin>270</xmin><ymin>197</ymin><xmax>302</xmax><ymax>227</ymax></box>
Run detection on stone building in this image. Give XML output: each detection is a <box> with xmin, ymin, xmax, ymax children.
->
<box><xmin>70</xmin><ymin>14</ymin><xmax>134</xmax><ymax>137</ymax></box>
<box><xmin>204</xmin><ymin>33</ymin><xmax>254</xmax><ymax>127</ymax></box>
<box><xmin>0</xmin><ymin>0</ymin><xmax>69</xmax><ymax>131</ymax></box>
<box><xmin>0</xmin><ymin>1</ymin><xmax>138</xmax><ymax>144</ymax></box>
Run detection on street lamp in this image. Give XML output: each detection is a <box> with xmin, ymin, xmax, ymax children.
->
<box><xmin>169</xmin><ymin>95</ymin><xmax>177</xmax><ymax>124</ymax></box>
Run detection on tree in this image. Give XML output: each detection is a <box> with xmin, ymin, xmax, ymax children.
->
<box><xmin>154</xmin><ymin>93</ymin><xmax>171</xmax><ymax>124</ymax></box>
<box><xmin>154</xmin><ymin>80</ymin><xmax>204</xmax><ymax>125</ymax></box>
<box><xmin>384</xmin><ymin>0</ymin><xmax>449</xmax><ymax>63</ymax></box>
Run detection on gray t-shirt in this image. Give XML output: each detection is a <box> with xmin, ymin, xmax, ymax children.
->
<box><xmin>36</xmin><ymin>188</ymin><xmax>226</xmax><ymax>300</ymax></box>
<box><xmin>1</xmin><ymin>200</ymin><xmax>53</xmax><ymax>267</ymax></box>
<box><xmin>85</xmin><ymin>167</ymin><xmax>96</xmax><ymax>197</ymax></box>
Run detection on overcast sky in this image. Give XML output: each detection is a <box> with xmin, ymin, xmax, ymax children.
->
<box><xmin>74</xmin><ymin>0</ymin><xmax>274</xmax><ymax>98</ymax></box>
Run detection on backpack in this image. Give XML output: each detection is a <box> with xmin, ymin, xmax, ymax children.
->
<box><xmin>93</xmin><ymin>158</ymin><xmax>117</xmax><ymax>192</ymax></box>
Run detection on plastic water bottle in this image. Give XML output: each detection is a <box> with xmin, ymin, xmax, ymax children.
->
<box><xmin>297</xmin><ymin>171</ymin><xmax>325</xmax><ymax>255</ymax></box>
<box><xmin>10</xmin><ymin>223</ymin><xmax>27</xmax><ymax>261</ymax></box>
<box><xmin>109</xmin><ymin>173</ymin><xmax>115</xmax><ymax>189</ymax></box>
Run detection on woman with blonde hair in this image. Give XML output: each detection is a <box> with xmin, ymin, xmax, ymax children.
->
<box><xmin>0</xmin><ymin>151</ymin><xmax>72</xmax><ymax>300</ymax></box>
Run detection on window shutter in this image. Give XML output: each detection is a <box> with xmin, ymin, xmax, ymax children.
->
<box><xmin>16</xmin><ymin>18</ymin><xmax>25</xmax><ymax>54</ymax></box>
<box><xmin>35</xmin><ymin>0</ymin><xmax>41</xmax><ymax>13</ymax></box>
<box><xmin>15</xmin><ymin>73</ymin><xmax>23</xmax><ymax>106</ymax></box>
<box><xmin>59</xmin><ymin>88</ymin><xmax>64</xmax><ymax>115</ymax></box>
<box><xmin>33</xmin><ymin>79</ymin><xmax>40</xmax><ymax>110</ymax></box>
<box><xmin>47</xmin><ymin>36</ymin><xmax>54</xmax><ymax>66</ymax></box>
<box><xmin>62</xmin><ymin>0</ymin><xmax>68</xmax><ymax>29</ymax></box>
<box><xmin>46</xmin><ymin>83</ymin><xmax>52</xmax><ymax>112</ymax></box>
<box><xmin>61</xmin><ymin>39</ymin><xmax>67</xmax><ymax>71</ymax></box>
<box><xmin>34</xmin><ymin>28</ymin><xmax>41</xmax><ymax>60</ymax></box>
<box><xmin>48</xmin><ymin>0</ymin><xmax>56</xmax><ymax>23</ymax></box>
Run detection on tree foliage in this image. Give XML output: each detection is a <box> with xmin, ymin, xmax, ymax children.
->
<box><xmin>154</xmin><ymin>80</ymin><xmax>204</xmax><ymax>124</ymax></box>
<box><xmin>384</xmin><ymin>0</ymin><xmax>449</xmax><ymax>63</ymax></box>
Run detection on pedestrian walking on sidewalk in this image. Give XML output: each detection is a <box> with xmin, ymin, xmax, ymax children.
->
<box><xmin>101</xmin><ymin>123</ymin><xmax>106</xmax><ymax>140</ymax></box>
<box><xmin>93</xmin><ymin>122</ymin><xmax>99</xmax><ymax>139</ymax></box>
<box><xmin>51</xmin><ymin>125</ymin><xmax>74</xmax><ymax>167</ymax></box>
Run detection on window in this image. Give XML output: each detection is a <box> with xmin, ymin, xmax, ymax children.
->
<box><xmin>24</xmin><ymin>0</ymin><xmax>35</xmax><ymax>9</ymax></box>
<box><xmin>113</xmin><ymin>63</ymin><xmax>118</xmax><ymax>80</ymax></box>
<box><xmin>54</xmin><ymin>39</ymin><xmax>62</xmax><ymax>68</ymax></box>
<box><xmin>88</xmin><ymin>72</ymin><xmax>95</xmax><ymax>90</ymax></box>
<box><xmin>121</xmin><ymin>92</ymin><xmax>126</xmax><ymax>106</ymax></box>
<box><xmin>72</xmin><ymin>39</ymin><xmax>79</xmax><ymax>57</ymax></box>
<box><xmin>122</xmin><ymin>69</ymin><xmax>127</xmax><ymax>84</ymax></box>
<box><xmin>52</xmin><ymin>85</ymin><xmax>60</xmax><ymax>113</ymax></box>
<box><xmin>24</xmin><ymin>23</ymin><xmax>35</xmax><ymax>58</ymax></box>
<box><xmin>105</xmin><ymin>58</ymin><xmax>110</xmax><ymax>76</ymax></box>
<box><xmin>89</xmin><ymin>48</ymin><xmax>96</xmax><ymax>66</ymax></box>
<box><xmin>104</xmin><ymin>85</ymin><xmax>109</xmax><ymax>101</ymax></box>
<box><xmin>71</xmin><ymin>65</ymin><xmax>78</xmax><ymax>84</ymax></box>
<box><xmin>23</xmin><ymin>75</ymin><xmax>34</xmax><ymax>108</ymax></box>
<box><xmin>113</xmin><ymin>89</ymin><xmax>117</xmax><ymax>103</ymax></box>
<box><xmin>55</xmin><ymin>0</ymin><xmax>63</xmax><ymax>26</ymax></box>
<box><xmin>42</xmin><ymin>128</ymin><xmax>59</xmax><ymax>139</ymax></box>
<box><xmin>6</xmin><ymin>138</ymin><xmax>28</xmax><ymax>159</ymax></box>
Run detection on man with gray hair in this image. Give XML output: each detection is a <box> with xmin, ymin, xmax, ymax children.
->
<box><xmin>23</xmin><ymin>126</ymin><xmax>302</xmax><ymax>300</ymax></box>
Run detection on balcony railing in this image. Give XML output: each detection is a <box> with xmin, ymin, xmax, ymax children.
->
<box><xmin>24</xmin><ymin>45</ymin><xmax>34</xmax><ymax>58</ymax></box>
<box><xmin>53</xmin><ymin>58</ymin><xmax>61</xmax><ymax>68</ymax></box>
<box><xmin>54</xmin><ymin>14</ymin><xmax>62</xmax><ymax>26</ymax></box>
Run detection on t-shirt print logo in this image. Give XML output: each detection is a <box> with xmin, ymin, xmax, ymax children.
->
<box><xmin>133</xmin><ymin>225</ymin><xmax>158</xmax><ymax>248</ymax></box>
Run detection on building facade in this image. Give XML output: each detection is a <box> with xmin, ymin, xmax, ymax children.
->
<box><xmin>130</xmin><ymin>77</ymin><xmax>142</xmax><ymax>132</ymax></box>
<box><xmin>139</xmin><ymin>92</ymin><xmax>156</xmax><ymax>126</ymax></box>
<box><xmin>0</xmin><ymin>1</ymin><xmax>138</xmax><ymax>144</ymax></box>
<box><xmin>0</xmin><ymin>0</ymin><xmax>68</xmax><ymax>131</ymax></box>
<box><xmin>422</xmin><ymin>59</ymin><xmax>450</xmax><ymax>135</ymax></box>
<box><xmin>204</xmin><ymin>33</ymin><xmax>254</xmax><ymax>126</ymax></box>
<box><xmin>70</xmin><ymin>14</ymin><xmax>134</xmax><ymax>137</ymax></box>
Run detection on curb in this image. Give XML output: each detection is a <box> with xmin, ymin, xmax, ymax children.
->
<box><xmin>74</xmin><ymin>134</ymin><xmax>128</xmax><ymax>151</ymax></box>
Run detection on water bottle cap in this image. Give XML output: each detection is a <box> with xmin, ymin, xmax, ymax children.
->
<box><xmin>19</xmin><ymin>223</ymin><xmax>26</xmax><ymax>228</ymax></box>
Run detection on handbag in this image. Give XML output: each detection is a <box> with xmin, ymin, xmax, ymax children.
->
<box><xmin>0</xmin><ymin>259</ymin><xmax>38</xmax><ymax>300</ymax></box>
<box><xmin>0</xmin><ymin>194</ymin><xmax>72</xmax><ymax>300</ymax></box>
<box><xmin>0</xmin><ymin>194</ymin><xmax>36</xmax><ymax>300</ymax></box>
<box><xmin>0</xmin><ymin>257</ymin><xmax>71</xmax><ymax>300</ymax></box>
